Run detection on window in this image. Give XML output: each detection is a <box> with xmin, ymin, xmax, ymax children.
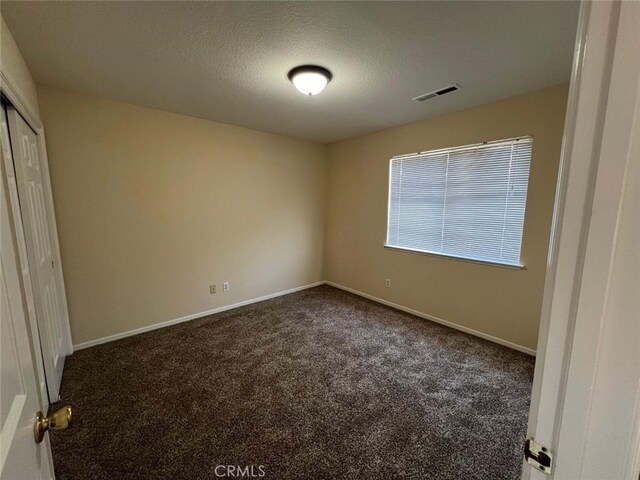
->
<box><xmin>386</xmin><ymin>136</ymin><xmax>532</xmax><ymax>267</ymax></box>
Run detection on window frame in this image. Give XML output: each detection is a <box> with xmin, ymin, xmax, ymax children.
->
<box><xmin>384</xmin><ymin>136</ymin><xmax>532</xmax><ymax>270</ymax></box>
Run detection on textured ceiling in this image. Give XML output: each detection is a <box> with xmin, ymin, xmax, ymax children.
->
<box><xmin>1</xmin><ymin>1</ymin><xmax>579</xmax><ymax>143</ymax></box>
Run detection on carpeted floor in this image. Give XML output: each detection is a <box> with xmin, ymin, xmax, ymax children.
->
<box><xmin>49</xmin><ymin>285</ymin><xmax>534</xmax><ymax>480</ymax></box>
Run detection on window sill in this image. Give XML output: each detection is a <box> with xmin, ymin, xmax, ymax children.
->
<box><xmin>383</xmin><ymin>245</ymin><xmax>526</xmax><ymax>270</ymax></box>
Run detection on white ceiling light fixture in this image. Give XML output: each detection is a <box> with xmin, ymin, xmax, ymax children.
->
<box><xmin>288</xmin><ymin>65</ymin><xmax>332</xmax><ymax>96</ymax></box>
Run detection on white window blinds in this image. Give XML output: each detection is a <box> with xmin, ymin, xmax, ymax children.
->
<box><xmin>386</xmin><ymin>136</ymin><xmax>532</xmax><ymax>267</ymax></box>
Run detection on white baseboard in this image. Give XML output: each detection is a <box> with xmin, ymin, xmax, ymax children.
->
<box><xmin>73</xmin><ymin>281</ymin><xmax>325</xmax><ymax>350</ymax></box>
<box><xmin>325</xmin><ymin>281</ymin><xmax>536</xmax><ymax>356</ymax></box>
<box><xmin>74</xmin><ymin>279</ymin><xmax>535</xmax><ymax>356</ymax></box>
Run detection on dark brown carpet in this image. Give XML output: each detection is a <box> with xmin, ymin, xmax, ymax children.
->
<box><xmin>50</xmin><ymin>285</ymin><xmax>534</xmax><ymax>480</ymax></box>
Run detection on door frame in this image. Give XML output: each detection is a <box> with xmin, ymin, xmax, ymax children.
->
<box><xmin>1</xmin><ymin>67</ymin><xmax>73</xmax><ymax>407</ymax></box>
<box><xmin>524</xmin><ymin>1</ymin><xmax>640</xmax><ymax>479</ymax></box>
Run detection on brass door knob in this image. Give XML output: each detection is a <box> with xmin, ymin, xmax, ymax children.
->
<box><xmin>34</xmin><ymin>406</ymin><xmax>72</xmax><ymax>444</ymax></box>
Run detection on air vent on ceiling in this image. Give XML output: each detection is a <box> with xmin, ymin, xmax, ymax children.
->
<box><xmin>412</xmin><ymin>84</ymin><xmax>462</xmax><ymax>103</ymax></box>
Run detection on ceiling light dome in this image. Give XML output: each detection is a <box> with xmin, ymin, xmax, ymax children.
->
<box><xmin>288</xmin><ymin>65</ymin><xmax>332</xmax><ymax>96</ymax></box>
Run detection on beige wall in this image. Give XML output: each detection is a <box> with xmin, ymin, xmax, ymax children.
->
<box><xmin>1</xmin><ymin>16</ymin><xmax>40</xmax><ymax>119</ymax></box>
<box><xmin>38</xmin><ymin>87</ymin><xmax>326</xmax><ymax>345</ymax></box>
<box><xmin>324</xmin><ymin>85</ymin><xmax>568</xmax><ymax>351</ymax></box>
<box><xmin>39</xmin><ymin>84</ymin><xmax>566</xmax><ymax>350</ymax></box>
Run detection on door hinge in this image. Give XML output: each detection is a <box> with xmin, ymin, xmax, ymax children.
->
<box><xmin>524</xmin><ymin>438</ymin><xmax>553</xmax><ymax>474</ymax></box>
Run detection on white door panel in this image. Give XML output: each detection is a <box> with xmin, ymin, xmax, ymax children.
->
<box><xmin>525</xmin><ymin>1</ymin><xmax>640</xmax><ymax>479</ymax></box>
<box><xmin>1</xmin><ymin>148</ymin><xmax>54</xmax><ymax>480</ymax></box>
<box><xmin>0</xmin><ymin>117</ymin><xmax>48</xmax><ymax>409</ymax></box>
<box><xmin>6</xmin><ymin>108</ymin><xmax>66</xmax><ymax>402</ymax></box>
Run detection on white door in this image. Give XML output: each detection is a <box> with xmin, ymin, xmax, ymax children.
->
<box><xmin>525</xmin><ymin>1</ymin><xmax>640</xmax><ymax>479</ymax></box>
<box><xmin>5</xmin><ymin>108</ymin><xmax>66</xmax><ymax>402</ymax></box>
<box><xmin>0</xmin><ymin>150</ymin><xmax>54</xmax><ymax>480</ymax></box>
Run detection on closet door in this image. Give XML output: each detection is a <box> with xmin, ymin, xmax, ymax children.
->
<box><xmin>5</xmin><ymin>107</ymin><xmax>68</xmax><ymax>401</ymax></box>
<box><xmin>1</xmin><ymin>148</ymin><xmax>55</xmax><ymax>480</ymax></box>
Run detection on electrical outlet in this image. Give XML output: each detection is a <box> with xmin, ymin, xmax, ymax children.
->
<box><xmin>385</xmin><ymin>279</ymin><xmax>391</xmax><ymax>288</ymax></box>
<box><xmin>223</xmin><ymin>281</ymin><xmax>230</xmax><ymax>292</ymax></box>
<box><xmin>210</xmin><ymin>284</ymin><xmax>216</xmax><ymax>294</ymax></box>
